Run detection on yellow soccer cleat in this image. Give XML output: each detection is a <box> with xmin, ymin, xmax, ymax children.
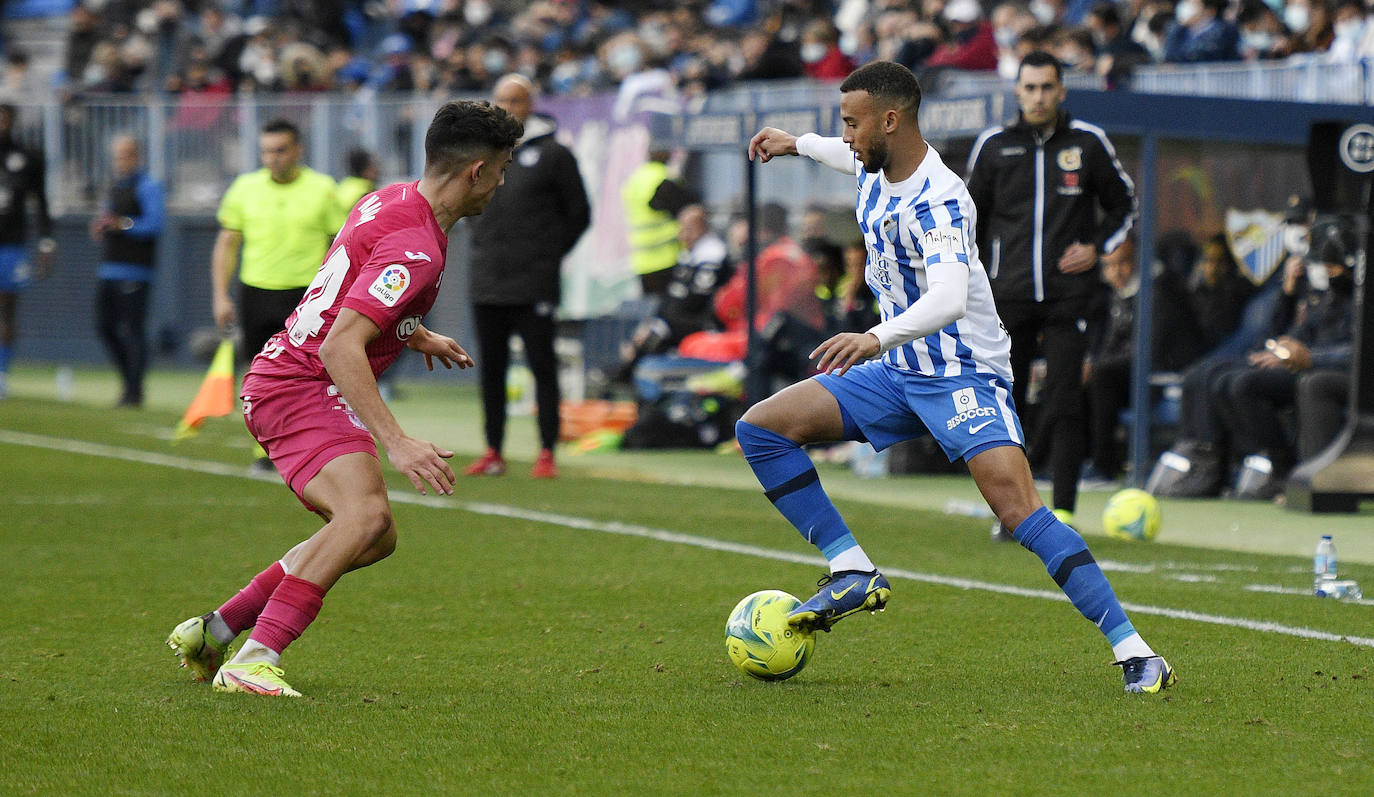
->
<box><xmin>212</xmin><ymin>662</ymin><xmax>302</xmax><ymax>697</ymax></box>
<box><xmin>166</xmin><ymin>614</ymin><xmax>228</xmax><ymax>683</ymax></box>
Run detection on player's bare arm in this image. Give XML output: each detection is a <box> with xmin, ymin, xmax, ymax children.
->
<box><xmin>406</xmin><ymin>324</ymin><xmax>474</xmax><ymax>371</ymax></box>
<box><xmin>210</xmin><ymin>228</ymin><xmax>244</xmax><ymax>329</ymax></box>
<box><xmin>319</xmin><ymin>308</ymin><xmax>457</xmax><ymax>496</ymax></box>
<box><xmin>748</xmin><ymin>127</ymin><xmax>800</xmax><ymax>162</ymax></box>
<box><xmin>810</xmin><ymin>331</ymin><xmax>881</xmax><ymax>376</ymax></box>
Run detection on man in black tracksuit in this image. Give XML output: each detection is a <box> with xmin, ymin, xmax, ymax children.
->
<box><xmin>966</xmin><ymin>52</ymin><xmax>1135</xmax><ymax>523</ymax></box>
<box><xmin>465</xmin><ymin>74</ymin><xmax>590</xmax><ymax>479</ymax></box>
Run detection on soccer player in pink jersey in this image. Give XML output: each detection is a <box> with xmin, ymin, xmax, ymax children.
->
<box><xmin>165</xmin><ymin>101</ymin><xmax>523</xmax><ymax>697</ymax></box>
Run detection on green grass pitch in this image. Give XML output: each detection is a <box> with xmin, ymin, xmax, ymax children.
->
<box><xmin>1</xmin><ymin>379</ymin><xmax>1371</xmax><ymax>795</ymax></box>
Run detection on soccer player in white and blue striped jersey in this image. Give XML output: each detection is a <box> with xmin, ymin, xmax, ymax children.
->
<box><xmin>740</xmin><ymin>61</ymin><xmax>1175</xmax><ymax>694</ymax></box>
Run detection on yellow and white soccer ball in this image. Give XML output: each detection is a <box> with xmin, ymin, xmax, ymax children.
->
<box><xmin>1102</xmin><ymin>488</ymin><xmax>1162</xmax><ymax>541</ymax></box>
<box><xmin>725</xmin><ymin>590</ymin><xmax>815</xmax><ymax>681</ymax></box>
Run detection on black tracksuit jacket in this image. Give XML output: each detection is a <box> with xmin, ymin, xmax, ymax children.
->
<box><xmin>965</xmin><ymin>110</ymin><xmax>1135</xmax><ymax>306</ymax></box>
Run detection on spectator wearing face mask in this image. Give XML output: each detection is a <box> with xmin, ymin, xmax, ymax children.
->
<box><xmin>927</xmin><ymin>0</ymin><xmax>1000</xmax><ymax>71</ymax></box>
<box><xmin>1284</xmin><ymin>0</ymin><xmax>1336</xmax><ymax>54</ymax></box>
<box><xmin>1237</xmin><ymin>1</ymin><xmax>1295</xmax><ymax>60</ymax></box>
<box><xmin>1327</xmin><ymin>0</ymin><xmax>1367</xmax><ymax>60</ymax></box>
<box><xmin>800</xmin><ymin>19</ymin><xmax>855</xmax><ymax>80</ymax></box>
<box><xmin>1164</xmin><ymin>0</ymin><xmax>1240</xmax><ymax>61</ymax></box>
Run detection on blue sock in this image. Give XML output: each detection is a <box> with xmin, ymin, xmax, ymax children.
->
<box><xmin>1013</xmin><ymin>506</ymin><xmax>1135</xmax><ymax>645</ymax></box>
<box><xmin>0</xmin><ymin>343</ymin><xmax>10</xmax><ymax>374</ymax></box>
<box><xmin>736</xmin><ymin>420</ymin><xmax>858</xmax><ymax>560</ymax></box>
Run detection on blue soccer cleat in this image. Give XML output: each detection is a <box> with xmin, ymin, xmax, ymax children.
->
<box><xmin>1117</xmin><ymin>655</ymin><xmax>1177</xmax><ymax>694</ymax></box>
<box><xmin>788</xmin><ymin>570</ymin><xmax>891</xmax><ymax>633</ymax></box>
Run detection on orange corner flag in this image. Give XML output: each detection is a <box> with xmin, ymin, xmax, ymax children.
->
<box><xmin>174</xmin><ymin>339</ymin><xmax>237</xmax><ymax>441</ymax></box>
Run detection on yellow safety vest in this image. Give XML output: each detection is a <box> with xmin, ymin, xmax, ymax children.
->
<box><xmin>621</xmin><ymin>161</ymin><xmax>680</xmax><ymax>277</ymax></box>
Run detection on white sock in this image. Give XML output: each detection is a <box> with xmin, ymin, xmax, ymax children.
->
<box><xmin>230</xmin><ymin>639</ymin><xmax>281</xmax><ymax>667</ymax></box>
<box><xmin>829</xmin><ymin>545</ymin><xmax>876</xmax><ymax>574</ymax></box>
<box><xmin>1111</xmin><ymin>633</ymin><xmax>1156</xmax><ymax>662</ymax></box>
<box><xmin>205</xmin><ymin>612</ymin><xmax>235</xmax><ymax>647</ymax></box>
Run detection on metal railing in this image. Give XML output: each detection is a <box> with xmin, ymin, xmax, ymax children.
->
<box><xmin>1129</xmin><ymin>56</ymin><xmax>1374</xmax><ymax>104</ymax></box>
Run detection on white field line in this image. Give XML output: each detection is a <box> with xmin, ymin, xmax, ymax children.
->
<box><xmin>4</xmin><ymin>428</ymin><xmax>1373</xmax><ymax>648</ymax></box>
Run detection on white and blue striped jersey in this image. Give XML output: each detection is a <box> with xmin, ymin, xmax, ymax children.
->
<box><xmin>851</xmin><ymin>145</ymin><xmax>1013</xmax><ymax>381</ymax></box>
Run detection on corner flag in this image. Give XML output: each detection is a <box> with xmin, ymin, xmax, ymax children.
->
<box><xmin>174</xmin><ymin>339</ymin><xmax>236</xmax><ymax>441</ymax></box>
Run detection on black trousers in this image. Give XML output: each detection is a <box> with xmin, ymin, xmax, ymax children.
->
<box><xmin>237</xmin><ymin>283</ymin><xmax>306</xmax><ymax>366</ymax></box>
<box><xmin>1222</xmin><ymin>365</ymin><xmax>1300</xmax><ymax>470</ymax></box>
<box><xmin>1085</xmin><ymin>356</ymin><xmax>1131</xmax><ymax>479</ymax></box>
<box><xmin>1297</xmin><ymin>369</ymin><xmax>1349</xmax><ymax>462</ymax></box>
<box><xmin>998</xmin><ymin>298</ymin><xmax>1090</xmax><ymax>513</ymax></box>
<box><xmin>95</xmin><ymin>279</ymin><xmax>150</xmax><ymax>405</ymax></box>
<box><xmin>1177</xmin><ymin>356</ymin><xmax>1246</xmax><ymax>447</ymax></box>
<box><xmin>472</xmin><ymin>303</ymin><xmax>560</xmax><ymax>452</ymax></box>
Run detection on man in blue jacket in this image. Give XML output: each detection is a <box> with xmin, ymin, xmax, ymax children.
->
<box><xmin>92</xmin><ymin>135</ymin><xmax>164</xmax><ymax>408</ymax></box>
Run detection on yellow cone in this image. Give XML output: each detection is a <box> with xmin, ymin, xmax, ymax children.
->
<box><xmin>174</xmin><ymin>339</ymin><xmax>237</xmax><ymax>441</ymax></box>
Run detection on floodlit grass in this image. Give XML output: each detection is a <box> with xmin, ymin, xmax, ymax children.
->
<box><xmin>2</xmin><ymin>395</ymin><xmax>1371</xmax><ymax>795</ymax></box>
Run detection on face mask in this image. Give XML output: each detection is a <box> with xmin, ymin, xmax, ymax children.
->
<box><xmin>609</xmin><ymin>45</ymin><xmax>642</xmax><ymax>74</ymax></box>
<box><xmin>801</xmin><ymin>42</ymin><xmax>828</xmax><ymax>63</ymax></box>
<box><xmin>483</xmin><ymin>49</ymin><xmax>509</xmax><ymax>74</ymax></box>
<box><xmin>1262</xmin><ymin>0</ymin><xmax>1284</xmax><ymax>11</ymax></box>
<box><xmin>1284</xmin><ymin>5</ymin><xmax>1310</xmax><ymax>34</ymax></box>
<box><xmin>464</xmin><ymin>0</ymin><xmax>492</xmax><ymax>27</ymax></box>
<box><xmin>1283</xmin><ymin>224</ymin><xmax>1309</xmax><ymax>257</ymax></box>
<box><xmin>995</xmin><ymin>27</ymin><xmax>1018</xmax><ymax>47</ymax></box>
<box><xmin>1242</xmin><ymin>30</ymin><xmax>1276</xmax><ymax>51</ymax></box>
<box><xmin>1030</xmin><ymin>0</ymin><xmax>1055</xmax><ymax>24</ymax></box>
<box><xmin>1335</xmin><ymin>20</ymin><xmax>1364</xmax><ymax>40</ymax></box>
<box><xmin>1175</xmin><ymin>0</ymin><xmax>1201</xmax><ymax>25</ymax></box>
<box><xmin>1091</xmin><ymin>30</ymin><xmax>1110</xmax><ymax>49</ymax></box>
<box><xmin>1305</xmin><ymin>263</ymin><xmax>1330</xmax><ymax>290</ymax></box>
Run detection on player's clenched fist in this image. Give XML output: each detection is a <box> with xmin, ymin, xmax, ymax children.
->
<box><xmin>748</xmin><ymin>127</ymin><xmax>799</xmax><ymax>163</ymax></box>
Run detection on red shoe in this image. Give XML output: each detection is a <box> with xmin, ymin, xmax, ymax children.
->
<box><xmin>531</xmin><ymin>449</ymin><xmax>558</xmax><ymax>479</ymax></box>
<box><xmin>464</xmin><ymin>448</ymin><xmax>506</xmax><ymax>476</ymax></box>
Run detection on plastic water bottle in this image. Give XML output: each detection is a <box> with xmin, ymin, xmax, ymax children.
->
<box><xmin>1313</xmin><ymin>535</ymin><xmax>1337</xmax><ymax>595</ymax></box>
<box><xmin>850</xmin><ymin>443</ymin><xmax>889</xmax><ymax>479</ymax></box>
<box><xmin>54</xmin><ymin>366</ymin><xmax>74</xmax><ymax>401</ymax></box>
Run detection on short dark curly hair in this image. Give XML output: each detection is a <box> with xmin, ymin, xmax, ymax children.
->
<box><xmin>423</xmin><ymin>100</ymin><xmax>523</xmax><ymax>177</ymax></box>
<box><xmin>839</xmin><ymin>61</ymin><xmax>923</xmax><ymax>118</ymax></box>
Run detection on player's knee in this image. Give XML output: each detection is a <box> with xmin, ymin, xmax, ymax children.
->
<box><xmin>344</xmin><ymin>497</ymin><xmax>393</xmax><ymax>546</ymax></box>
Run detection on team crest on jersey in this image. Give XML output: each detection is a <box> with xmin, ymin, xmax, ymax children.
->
<box><xmin>369</xmin><ymin>264</ymin><xmax>410</xmax><ymax>307</ymax></box>
<box><xmin>921</xmin><ymin>226</ymin><xmax>964</xmax><ymax>257</ymax></box>
<box><xmin>1057</xmin><ymin>147</ymin><xmax>1083</xmax><ymax>171</ymax></box>
<box><xmin>879</xmin><ymin>214</ymin><xmax>901</xmax><ymax>244</ymax></box>
<box><xmin>396</xmin><ymin>315</ymin><xmax>421</xmax><ymax>341</ymax></box>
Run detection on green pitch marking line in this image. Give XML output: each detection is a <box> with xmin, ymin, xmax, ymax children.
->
<box><xmin>4</xmin><ymin>428</ymin><xmax>1372</xmax><ymax>648</ymax></box>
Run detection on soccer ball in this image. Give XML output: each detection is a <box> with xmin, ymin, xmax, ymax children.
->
<box><xmin>1102</xmin><ymin>488</ymin><xmax>1162</xmax><ymax>541</ymax></box>
<box><xmin>725</xmin><ymin>590</ymin><xmax>815</xmax><ymax>681</ymax></box>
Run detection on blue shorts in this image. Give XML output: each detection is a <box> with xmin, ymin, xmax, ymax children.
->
<box><xmin>814</xmin><ymin>360</ymin><xmax>1025</xmax><ymax>463</ymax></box>
<box><xmin>0</xmin><ymin>245</ymin><xmax>32</xmax><ymax>292</ymax></box>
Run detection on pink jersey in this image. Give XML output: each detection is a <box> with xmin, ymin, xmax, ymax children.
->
<box><xmin>249</xmin><ymin>181</ymin><xmax>447</xmax><ymax>381</ymax></box>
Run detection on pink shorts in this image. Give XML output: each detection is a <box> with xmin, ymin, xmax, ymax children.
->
<box><xmin>241</xmin><ymin>372</ymin><xmax>377</xmax><ymax>511</ymax></box>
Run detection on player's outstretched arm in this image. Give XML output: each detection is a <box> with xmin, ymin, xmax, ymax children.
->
<box><xmin>407</xmin><ymin>324</ymin><xmax>474</xmax><ymax>371</ymax></box>
<box><xmin>748</xmin><ymin>127</ymin><xmax>799</xmax><ymax>163</ymax></box>
<box><xmin>320</xmin><ymin>309</ymin><xmax>456</xmax><ymax>496</ymax></box>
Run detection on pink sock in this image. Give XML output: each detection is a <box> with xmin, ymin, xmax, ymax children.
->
<box><xmin>217</xmin><ymin>562</ymin><xmax>286</xmax><ymax>635</ymax></box>
<box><xmin>251</xmin><ymin>575</ymin><xmax>326</xmax><ymax>655</ymax></box>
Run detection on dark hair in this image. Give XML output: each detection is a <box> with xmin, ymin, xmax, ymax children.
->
<box><xmin>839</xmin><ymin>60</ymin><xmax>923</xmax><ymax>117</ymax></box>
<box><xmin>1017</xmin><ymin>50</ymin><xmax>1064</xmax><ymax>81</ymax></box>
<box><xmin>1088</xmin><ymin>2</ymin><xmax>1122</xmax><ymax>27</ymax></box>
<box><xmin>260</xmin><ymin>117</ymin><xmax>301</xmax><ymax>142</ymax></box>
<box><xmin>423</xmin><ymin>100</ymin><xmax>523</xmax><ymax>177</ymax></box>
<box><xmin>346</xmin><ymin>148</ymin><xmax>374</xmax><ymax>177</ymax></box>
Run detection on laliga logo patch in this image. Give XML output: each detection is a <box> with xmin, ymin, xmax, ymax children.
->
<box><xmin>952</xmin><ymin>387</ymin><xmax>977</xmax><ymax>412</ymax></box>
<box><xmin>1057</xmin><ymin>147</ymin><xmax>1082</xmax><ymax>171</ymax></box>
<box><xmin>396</xmin><ymin>314</ymin><xmax>421</xmax><ymax>341</ymax></box>
<box><xmin>369</xmin><ymin>264</ymin><xmax>410</xmax><ymax>307</ymax></box>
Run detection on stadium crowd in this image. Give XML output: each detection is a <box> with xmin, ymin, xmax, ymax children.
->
<box><xmin>0</xmin><ymin>0</ymin><xmax>1367</xmax><ymax>103</ymax></box>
